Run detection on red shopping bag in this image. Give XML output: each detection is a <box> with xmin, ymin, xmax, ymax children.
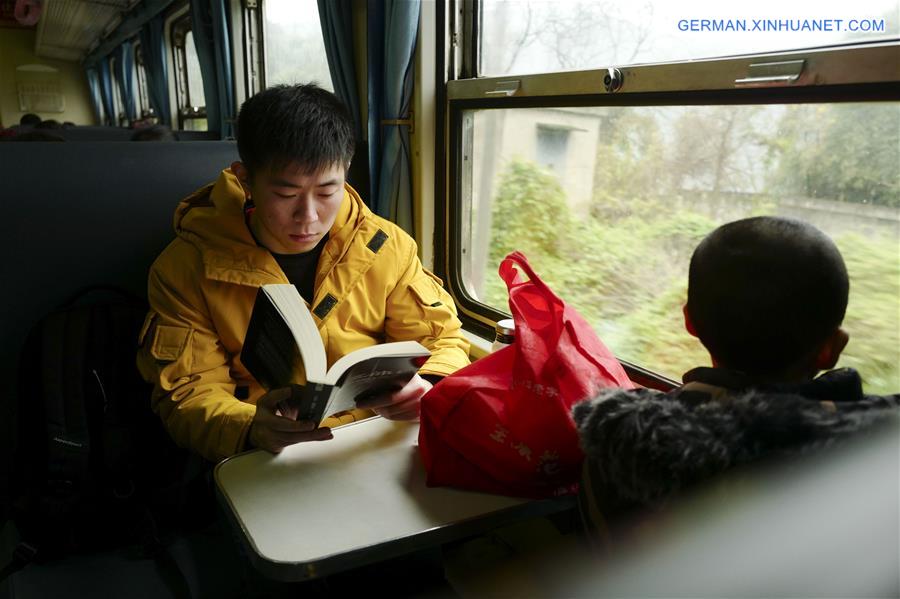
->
<box><xmin>419</xmin><ymin>251</ymin><xmax>634</xmax><ymax>498</ymax></box>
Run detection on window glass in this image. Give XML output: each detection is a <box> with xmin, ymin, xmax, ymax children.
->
<box><xmin>109</xmin><ymin>57</ymin><xmax>124</xmax><ymax>125</ymax></box>
<box><xmin>184</xmin><ymin>30</ymin><xmax>206</xmax><ymax>107</ymax></box>
<box><xmin>137</xmin><ymin>61</ymin><xmax>150</xmax><ymax>116</ymax></box>
<box><xmin>264</xmin><ymin>0</ymin><xmax>333</xmax><ymax>90</ymax></box>
<box><xmin>182</xmin><ymin>116</ymin><xmax>208</xmax><ymax>131</ymax></box>
<box><xmin>461</xmin><ymin>103</ymin><xmax>900</xmax><ymax>393</ymax></box>
<box><xmin>480</xmin><ymin>0</ymin><xmax>899</xmax><ymax>76</ymax></box>
<box><xmin>132</xmin><ymin>45</ymin><xmax>144</xmax><ymax>115</ymax></box>
<box><xmin>93</xmin><ymin>75</ymin><xmax>106</xmax><ymax>124</ymax></box>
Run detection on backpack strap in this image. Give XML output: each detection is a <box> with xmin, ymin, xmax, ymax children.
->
<box><xmin>0</xmin><ymin>542</ymin><xmax>38</xmax><ymax>584</ymax></box>
<box><xmin>96</xmin><ymin>302</ymin><xmax>142</xmax><ymax>491</ymax></box>
<box><xmin>41</xmin><ymin>308</ymin><xmax>92</xmax><ymax>505</ymax></box>
<box><xmin>58</xmin><ymin>285</ymin><xmax>144</xmax><ymax>309</ymax></box>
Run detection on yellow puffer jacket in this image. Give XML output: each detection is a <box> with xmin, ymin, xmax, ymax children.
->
<box><xmin>137</xmin><ymin>169</ymin><xmax>469</xmax><ymax>461</ymax></box>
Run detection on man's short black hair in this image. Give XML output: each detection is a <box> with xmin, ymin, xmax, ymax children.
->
<box><xmin>19</xmin><ymin>113</ymin><xmax>41</xmax><ymax>126</ymax></box>
<box><xmin>236</xmin><ymin>83</ymin><xmax>354</xmax><ymax>176</ymax></box>
<box><xmin>687</xmin><ymin>216</ymin><xmax>849</xmax><ymax>376</ymax></box>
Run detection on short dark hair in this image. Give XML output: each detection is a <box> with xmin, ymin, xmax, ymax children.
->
<box><xmin>687</xmin><ymin>216</ymin><xmax>849</xmax><ymax>375</ymax></box>
<box><xmin>14</xmin><ymin>130</ymin><xmax>65</xmax><ymax>142</ymax></box>
<box><xmin>235</xmin><ymin>83</ymin><xmax>355</xmax><ymax>176</ymax></box>
<box><xmin>20</xmin><ymin>113</ymin><xmax>41</xmax><ymax>126</ymax></box>
<box><xmin>36</xmin><ymin>119</ymin><xmax>62</xmax><ymax>130</ymax></box>
<box><xmin>131</xmin><ymin>125</ymin><xmax>175</xmax><ymax>142</ymax></box>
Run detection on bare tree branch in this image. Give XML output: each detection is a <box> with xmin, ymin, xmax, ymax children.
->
<box><xmin>502</xmin><ymin>2</ymin><xmax>536</xmax><ymax>73</ymax></box>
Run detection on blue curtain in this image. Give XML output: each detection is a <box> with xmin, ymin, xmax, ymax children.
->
<box><xmin>139</xmin><ymin>16</ymin><xmax>172</xmax><ymax>127</ymax></box>
<box><xmin>190</xmin><ymin>0</ymin><xmax>234</xmax><ymax>137</ymax></box>
<box><xmin>367</xmin><ymin>0</ymin><xmax>420</xmax><ymax>234</ymax></box>
<box><xmin>317</xmin><ymin>0</ymin><xmax>368</xmax><ymax>199</ymax></box>
<box><xmin>85</xmin><ymin>68</ymin><xmax>104</xmax><ymax>125</ymax></box>
<box><xmin>317</xmin><ymin>0</ymin><xmax>359</xmax><ymax>126</ymax></box>
<box><xmin>98</xmin><ymin>59</ymin><xmax>116</xmax><ymax>126</ymax></box>
<box><xmin>114</xmin><ymin>42</ymin><xmax>136</xmax><ymax>123</ymax></box>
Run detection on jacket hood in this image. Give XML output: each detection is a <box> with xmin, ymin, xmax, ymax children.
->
<box><xmin>573</xmin><ymin>369</ymin><xmax>899</xmax><ymax>505</ymax></box>
<box><xmin>171</xmin><ymin>168</ymin><xmax>368</xmax><ymax>286</ymax></box>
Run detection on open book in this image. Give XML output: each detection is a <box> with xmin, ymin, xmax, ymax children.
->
<box><xmin>241</xmin><ymin>284</ymin><xmax>430</xmax><ymax>425</ymax></box>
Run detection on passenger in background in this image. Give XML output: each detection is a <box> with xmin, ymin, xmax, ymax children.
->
<box><xmin>35</xmin><ymin>119</ymin><xmax>62</xmax><ymax>130</ymax></box>
<box><xmin>137</xmin><ymin>84</ymin><xmax>469</xmax><ymax>462</ymax></box>
<box><xmin>131</xmin><ymin>124</ymin><xmax>175</xmax><ymax>141</ymax></box>
<box><xmin>19</xmin><ymin>113</ymin><xmax>41</xmax><ymax>127</ymax></box>
<box><xmin>3</xmin><ymin>113</ymin><xmax>42</xmax><ymax>137</ymax></box>
<box><xmin>12</xmin><ymin>130</ymin><xmax>65</xmax><ymax>142</ymax></box>
<box><xmin>573</xmin><ymin>216</ymin><xmax>899</xmax><ymax>543</ymax></box>
<box><xmin>132</xmin><ymin>116</ymin><xmax>159</xmax><ymax>129</ymax></box>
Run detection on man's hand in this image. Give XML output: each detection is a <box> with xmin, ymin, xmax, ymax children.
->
<box><xmin>248</xmin><ymin>387</ymin><xmax>332</xmax><ymax>453</ymax></box>
<box><xmin>354</xmin><ymin>374</ymin><xmax>433</xmax><ymax>421</ymax></box>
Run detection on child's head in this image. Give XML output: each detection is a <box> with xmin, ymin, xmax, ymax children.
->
<box><xmin>685</xmin><ymin>216</ymin><xmax>850</xmax><ymax>380</ymax></box>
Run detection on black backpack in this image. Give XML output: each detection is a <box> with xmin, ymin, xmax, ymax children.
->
<box><xmin>9</xmin><ymin>287</ymin><xmax>189</xmax><ymax>564</ymax></box>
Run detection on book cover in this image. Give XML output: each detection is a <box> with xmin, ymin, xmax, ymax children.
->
<box><xmin>242</xmin><ymin>285</ymin><xmax>430</xmax><ymax>425</ymax></box>
<box><xmin>241</xmin><ymin>287</ymin><xmax>307</xmax><ymax>391</ymax></box>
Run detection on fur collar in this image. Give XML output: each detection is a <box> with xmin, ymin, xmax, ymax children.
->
<box><xmin>573</xmin><ymin>368</ymin><xmax>898</xmax><ymax>505</ymax></box>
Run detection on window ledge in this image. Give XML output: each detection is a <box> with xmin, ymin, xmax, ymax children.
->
<box><xmin>462</xmin><ymin>327</ymin><xmax>492</xmax><ymax>360</ymax></box>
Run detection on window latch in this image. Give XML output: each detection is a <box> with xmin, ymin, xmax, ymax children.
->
<box><xmin>485</xmin><ymin>80</ymin><xmax>520</xmax><ymax>97</ymax></box>
<box><xmin>381</xmin><ymin>111</ymin><xmax>414</xmax><ymax>134</ymax></box>
<box><xmin>735</xmin><ymin>59</ymin><xmax>805</xmax><ymax>87</ymax></box>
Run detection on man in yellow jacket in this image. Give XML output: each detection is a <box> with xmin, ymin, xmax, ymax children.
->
<box><xmin>137</xmin><ymin>84</ymin><xmax>469</xmax><ymax>462</ymax></box>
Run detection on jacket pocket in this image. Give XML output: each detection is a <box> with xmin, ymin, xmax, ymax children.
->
<box><xmin>150</xmin><ymin>324</ymin><xmax>193</xmax><ymax>362</ymax></box>
<box><xmin>138</xmin><ymin>311</ymin><xmax>157</xmax><ymax>347</ymax></box>
<box><xmin>136</xmin><ymin>316</ymin><xmax>194</xmax><ymax>386</ymax></box>
<box><xmin>408</xmin><ymin>276</ymin><xmax>445</xmax><ymax>309</ymax></box>
<box><xmin>406</xmin><ymin>275</ymin><xmax>459</xmax><ymax>342</ymax></box>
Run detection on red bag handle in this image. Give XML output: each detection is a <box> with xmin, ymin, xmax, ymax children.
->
<box><xmin>499</xmin><ymin>252</ymin><xmax>566</xmax><ymax>375</ymax></box>
<box><xmin>499</xmin><ymin>251</ymin><xmax>633</xmax><ymax>392</ymax></box>
<box><xmin>498</xmin><ymin>251</ymin><xmax>558</xmax><ymax>300</ymax></box>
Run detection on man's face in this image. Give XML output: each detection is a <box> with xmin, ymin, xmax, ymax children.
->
<box><xmin>238</xmin><ymin>161</ymin><xmax>346</xmax><ymax>254</ymax></box>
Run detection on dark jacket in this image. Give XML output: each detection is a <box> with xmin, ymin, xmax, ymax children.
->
<box><xmin>573</xmin><ymin>367</ymin><xmax>899</xmax><ymax>522</ymax></box>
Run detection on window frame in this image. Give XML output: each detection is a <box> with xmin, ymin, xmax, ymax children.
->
<box><xmin>240</xmin><ymin>0</ymin><xmax>265</xmax><ymax>97</ymax></box>
<box><xmin>170</xmin><ymin>12</ymin><xmax>208</xmax><ymax>130</ymax></box>
<box><xmin>108</xmin><ymin>55</ymin><xmax>127</xmax><ymax>127</ymax></box>
<box><xmin>133</xmin><ymin>40</ymin><xmax>153</xmax><ymax>119</ymax></box>
<box><xmin>436</xmin><ymin>1</ymin><xmax>900</xmax><ymax>388</ymax></box>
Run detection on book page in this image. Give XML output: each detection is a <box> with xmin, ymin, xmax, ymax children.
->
<box><xmin>324</xmin><ymin>341</ymin><xmax>429</xmax><ymax>386</ymax></box>
<box><xmin>324</xmin><ymin>349</ymin><xmax>431</xmax><ymax>417</ymax></box>
<box><xmin>262</xmin><ymin>285</ymin><xmax>327</xmax><ymax>383</ymax></box>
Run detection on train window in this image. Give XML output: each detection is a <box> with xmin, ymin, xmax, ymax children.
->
<box><xmin>171</xmin><ymin>15</ymin><xmax>208</xmax><ymax>130</ymax></box>
<box><xmin>447</xmin><ymin>3</ymin><xmax>900</xmax><ymax>393</ymax></box>
<box><xmin>109</xmin><ymin>56</ymin><xmax>126</xmax><ymax>126</ymax></box>
<box><xmin>242</xmin><ymin>0</ymin><xmax>264</xmax><ymax>96</ymax></box>
<box><xmin>479</xmin><ymin>0</ymin><xmax>897</xmax><ymax>76</ymax></box>
<box><xmin>90</xmin><ymin>73</ymin><xmax>107</xmax><ymax>125</ymax></box>
<box><xmin>184</xmin><ymin>32</ymin><xmax>207</xmax><ymax>111</ymax></box>
<box><xmin>132</xmin><ymin>43</ymin><xmax>143</xmax><ymax>116</ymax></box>
<box><xmin>263</xmin><ymin>0</ymin><xmax>333</xmax><ymax>90</ymax></box>
<box><xmin>133</xmin><ymin>42</ymin><xmax>152</xmax><ymax>120</ymax></box>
